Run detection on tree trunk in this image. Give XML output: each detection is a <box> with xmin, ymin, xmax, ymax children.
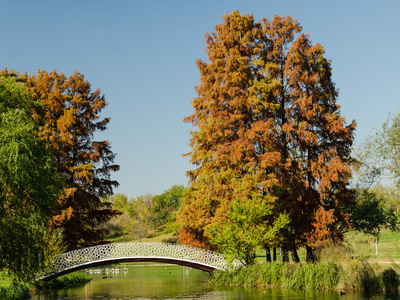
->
<box><xmin>291</xmin><ymin>249</ymin><xmax>300</xmax><ymax>263</ymax></box>
<box><xmin>306</xmin><ymin>246</ymin><xmax>317</xmax><ymax>262</ymax></box>
<box><xmin>266</xmin><ymin>247</ymin><xmax>271</xmax><ymax>262</ymax></box>
<box><xmin>282</xmin><ymin>248</ymin><xmax>289</xmax><ymax>262</ymax></box>
<box><xmin>273</xmin><ymin>247</ymin><xmax>277</xmax><ymax>262</ymax></box>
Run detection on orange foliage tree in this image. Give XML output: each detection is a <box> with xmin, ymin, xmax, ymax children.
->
<box><xmin>19</xmin><ymin>69</ymin><xmax>120</xmax><ymax>249</ymax></box>
<box><xmin>178</xmin><ymin>11</ymin><xmax>356</xmax><ymax>262</ymax></box>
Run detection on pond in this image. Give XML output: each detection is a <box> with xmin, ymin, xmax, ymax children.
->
<box><xmin>32</xmin><ymin>265</ymin><xmax>398</xmax><ymax>300</ymax></box>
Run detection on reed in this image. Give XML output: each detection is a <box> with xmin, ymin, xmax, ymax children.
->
<box><xmin>209</xmin><ymin>260</ymin><xmax>400</xmax><ymax>291</ymax></box>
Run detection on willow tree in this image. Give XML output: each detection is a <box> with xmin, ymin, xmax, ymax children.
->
<box><xmin>0</xmin><ymin>77</ymin><xmax>62</xmax><ymax>281</ymax></box>
<box><xmin>24</xmin><ymin>70</ymin><xmax>120</xmax><ymax>249</ymax></box>
<box><xmin>179</xmin><ymin>11</ymin><xmax>355</xmax><ymax>262</ymax></box>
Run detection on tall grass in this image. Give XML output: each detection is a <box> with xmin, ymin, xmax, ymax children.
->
<box><xmin>209</xmin><ymin>260</ymin><xmax>400</xmax><ymax>291</ymax></box>
<box><xmin>210</xmin><ymin>262</ymin><xmax>341</xmax><ymax>289</ymax></box>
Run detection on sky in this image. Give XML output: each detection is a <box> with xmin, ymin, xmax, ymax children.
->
<box><xmin>1</xmin><ymin>1</ymin><xmax>399</xmax><ymax>199</ymax></box>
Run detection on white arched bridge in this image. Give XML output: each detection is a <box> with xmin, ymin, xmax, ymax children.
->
<box><xmin>39</xmin><ymin>242</ymin><xmax>241</xmax><ymax>281</ymax></box>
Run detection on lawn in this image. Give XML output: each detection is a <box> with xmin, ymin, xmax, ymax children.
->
<box><xmin>344</xmin><ymin>229</ymin><xmax>400</xmax><ymax>260</ymax></box>
<box><xmin>106</xmin><ymin>228</ymin><xmax>400</xmax><ymax>263</ymax></box>
<box><xmin>106</xmin><ymin>233</ymin><xmax>176</xmax><ymax>244</ymax></box>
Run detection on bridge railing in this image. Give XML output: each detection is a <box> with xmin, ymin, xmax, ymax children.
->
<box><xmin>42</xmin><ymin>242</ymin><xmax>241</xmax><ymax>278</ymax></box>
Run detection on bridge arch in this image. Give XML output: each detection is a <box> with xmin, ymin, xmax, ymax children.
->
<box><xmin>39</xmin><ymin>242</ymin><xmax>240</xmax><ymax>281</ymax></box>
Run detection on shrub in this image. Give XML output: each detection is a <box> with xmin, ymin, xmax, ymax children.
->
<box><xmin>161</xmin><ymin>237</ymin><xmax>178</xmax><ymax>243</ymax></box>
<box><xmin>0</xmin><ymin>281</ymin><xmax>31</xmax><ymax>300</ymax></box>
<box><xmin>381</xmin><ymin>268</ymin><xmax>400</xmax><ymax>290</ymax></box>
<box><xmin>33</xmin><ymin>273</ymin><xmax>91</xmax><ymax>289</ymax></box>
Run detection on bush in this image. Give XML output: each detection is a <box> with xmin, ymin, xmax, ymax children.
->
<box><xmin>33</xmin><ymin>273</ymin><xmax>91</xmax><ymax>290</ymax></box>
<box><xmin>0</xmin><ymin>281</ymin><xmax>31</xmax><ymax>300</ymax></box>
<box><xmin>161</xmin><ymin>237</ymin><xmax>178</xmax><ymax>243</ymax></box>
<box><xmin>381</xmin><ymin>268</ymin><xmax>400</xmax><ymax>290</ymax></box>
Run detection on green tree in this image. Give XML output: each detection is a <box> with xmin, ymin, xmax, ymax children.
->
<box><xmin>356</xmin><ymin>112</ymin><xmax>400</xmax><ymax>183</ymax></box>
<box><xmin>350</xmin><ymin>187</ymin><xmax>397</xmax><ymax>255</ymax></box>
<box><xmin>103</xmin><ymin>194</ymin><xmax>131</xmax><ymax>240</ymax></box>
<box><xmin>351</xmin><ymin>189</ymin><xmax>396</xmax><ymax>236</ymax></box>
<box><xmin>352</xmin><ymin>112</ymin><xmax>400</xmax><ymax>252</ymax></box>
<box><xmin>129</xmin><ymin>193</ymin><xmax>153</xmax><ymax>241</ymax></box>
<box><xmin>207</xmin><ymin>191</ymin><xmax>289</xmax><ymax>265</ymax></box>
<box><xmin>111</xmin><ymin>193</ymin><xmax>131</xmax><ymax>212</ymax></box>
<box><xmin>152</xmin><ymin>185</ymin><xmax>184</xmax><ymax>234</ymax></box>
<box><xmin>0</xmin><ymin>77</ymin><xmax>62</xmax><ymax>281</ymax></box>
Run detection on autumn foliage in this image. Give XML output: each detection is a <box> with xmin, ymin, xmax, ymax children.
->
<box><xmin>1</xmin><ymin>68</ymin><xmax>120</xmax><ymax>250</ymax></box>
<box><xmin>178</xmin><ymin>11</ymin><xmax>356</xmax><ymax>262</ymax></box>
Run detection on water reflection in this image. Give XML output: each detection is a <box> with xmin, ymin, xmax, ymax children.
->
<box><xmin>32</xmin><ymin>265</ymin><xmax>397</xmax><ymax>300</ymax></box>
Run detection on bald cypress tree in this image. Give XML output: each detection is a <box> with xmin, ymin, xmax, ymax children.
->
<box><xmin>26</xmin><ymin>70</ymin><xmax>120</xmax><ymax>249</ymax></box>
<box><xmin>179</xmin><ymin>11</ymin><xmax>356</xmax><ymax>262</ymax></box>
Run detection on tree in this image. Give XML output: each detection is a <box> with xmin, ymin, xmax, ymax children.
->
<box><xmin>352</xmin><ymin>112</ymin><xmax>400</xmax><ymax>253</ymax></box>
<box><xmin>206</xmin><ymin>190</ymin><xmax>289</xmax><ymax>265</ymax></box>
<box><xmin>179</xmin><ymin>11</ymin><xmax>355</xmax><ymax>261</ymax></box>
<box><xmin>23</xmin><ymin>69</ymin><xmax>120</xmax><ymax>249</ymax></box>
<box><xmin>110</xmin><ymin>193</ymin><xmax>131</xmax><ymax>212</ymax></box>
<box><xmin>152</xmin><ymin>185</ymin><xmax>184</xmax><ymax>234</ymax></box>
<box><xmin>103</xmin><ymin>194</ymin><xmax>131</xmax><ymax>241</ymax></box>
<box><xmin>350</xmin><ymin>187</ymin><xmax>397</xmax><ymax>255</ymax></box>
<box><xmin>355</xmin><ymin>112</ymin><xmax>400</xmax><ymax>184</ymax></box>
<box><xmin>129</xmin><ymin>193</ymin><xmax>153</xmax><ymax>241</ymax></box>
<box><xmin>0</xmin><ymin>77</ymin><xmax>62</xmax><ymax>281</ymax></box>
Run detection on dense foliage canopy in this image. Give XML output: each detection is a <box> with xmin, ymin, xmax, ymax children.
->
<box><xmin>0</xmin><ymin>77</ymin><xmax>62</xmax><ymax>281</ymax></box>
<box><xmin>1</xmin><ymin>68</ymin><xmax>120</xmax><ymax>250</ymax></box>
<box><xmin>178</xmin><ymin>11</ymin><xmax>356</xmax><ymax>263</ymax></box>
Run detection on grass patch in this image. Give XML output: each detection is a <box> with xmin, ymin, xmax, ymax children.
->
<box><xmin>106</xmin><ymin>233</ymin><xmax>176</xmax><ymax>244</ymax></box>
<box><xmin>345</xmin><ymin>229</ymin><xmax>400</xmax><ymax>260</ymax></box>
<box><xmin>255</xmin><ymin>229</ymin><xmax>400</xmax><ymax>264</ymax></box>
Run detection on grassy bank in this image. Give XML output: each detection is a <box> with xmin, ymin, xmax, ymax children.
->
<box><xmin>0</xmin><ymin>272</ymin><xmax>91</xmax><ymax>300</ymax></box>
<box><xmin>210</xmin><ymin>260</ymin><xmax>400</xmax><ymax>291</ymax></box>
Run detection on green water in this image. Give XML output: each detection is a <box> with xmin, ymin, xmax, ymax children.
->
<box><xmin>32</xmin><ymin>265</ymin><xmax>398</xmax><ymax>300</ymax></box>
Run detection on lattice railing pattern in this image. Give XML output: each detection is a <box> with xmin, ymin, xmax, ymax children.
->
<box><xmin>43</xmin><ymin>242</ymin><xmax>240</xmax><ymax>277</ymax></box>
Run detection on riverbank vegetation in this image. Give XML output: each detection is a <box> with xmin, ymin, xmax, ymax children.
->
<box><xmin>209</xmin><ymin>261</ymin><xmax>400</xmax><ymax>291</ymax></box>
<box><xmin>33</xmin><ymin>273</ymin><xmax>91</xmax><ymax>290</ymax></box>
<box><xmin>210</xmin><ymin>240</ymin><xmax>400</xmax><ymax>291</ymax></box>
<box><xmin>0</xmin><ymin>281</ymin><xmax>31</xmax><ymax>300</ymax></box>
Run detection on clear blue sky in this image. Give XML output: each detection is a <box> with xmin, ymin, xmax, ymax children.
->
<box><xmin>1</xmin><ymin>1</ymin><xmax>399</xmax><ymax>199</ymax></box>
